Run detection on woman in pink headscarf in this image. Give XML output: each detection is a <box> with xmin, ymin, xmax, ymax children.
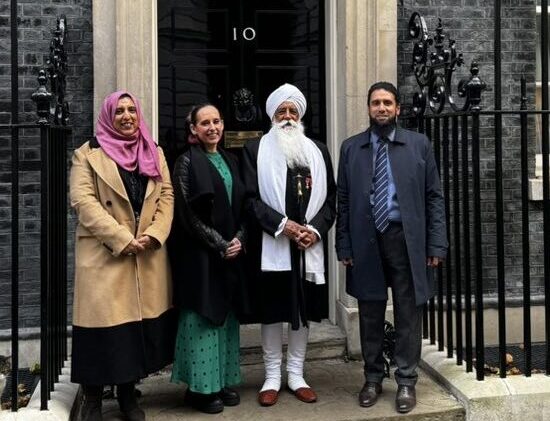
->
<box><xmin>69</xmin><ymin>91</ymin><xmax>175</xmax><ymax>421</ymax></box>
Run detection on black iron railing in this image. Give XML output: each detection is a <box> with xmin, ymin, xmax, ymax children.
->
<box><xmin>403</xmin><ymin>6</ymin><xmax>547</xmax><ymax>381</ymax></box>
<box><xmin>3</xmin><ymin>122</ymin><xmax>70</xmax><ymax>411</ymax></box>
<box><xmin>6</xmin><ymin>0</ymin><xmax>71</xmax><ymax>411</ymax></box>
<box><xmin>411</xmin><ymin>104</ymin><xmax>550</xmax><ymax>380</ymax></box>
<box><xmin>40</xmin><ymin>123</ymin><xmax>70</xmax><ymax>409</ymax></box>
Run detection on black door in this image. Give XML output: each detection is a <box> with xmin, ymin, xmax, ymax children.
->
<box><xmin>158</xmin><ymin>0</ymin><xmax>325</xmax><ymax>164</ymax></box>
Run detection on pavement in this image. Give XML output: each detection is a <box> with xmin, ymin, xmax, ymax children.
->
<box><xmin>100</xmin><ymin>359</ymin><xmax>464</xmax><ymax>421</ymax></box>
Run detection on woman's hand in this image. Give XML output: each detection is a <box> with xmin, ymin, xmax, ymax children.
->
<box><xmin>121</xmin><ymin>235</ymin><xmax>159</xmax><ymax>256</ymax></box>
<box><xmin>224</xmin><ymin>238</ymin><xmax>242</xmax><ymax>259</ymax></box>
<box><xmin>136</xmin><ymin>235</ymin><xmax>160</xmax><ymax>251</ymax></box>
<box><xmin>121</xmin><ymin>239</ymin><xmax>145</xmax><ymax>256</ymax></box>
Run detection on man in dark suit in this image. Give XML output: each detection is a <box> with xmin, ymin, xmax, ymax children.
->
<box><xmin>335</xmin><ymin>81</ymin><xmax>447</xmax><ymax>413</ymax></box>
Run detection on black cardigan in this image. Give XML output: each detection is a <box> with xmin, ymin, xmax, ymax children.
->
<box><xmin>169</xmin><ymin>145</ymin><xmax>249</xmax><ymax>325</ymax></box>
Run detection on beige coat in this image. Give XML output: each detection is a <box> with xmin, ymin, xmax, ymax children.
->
<box><xmin>70</xmin><ymin>142</ymin><xmax>174</xmax><ymax>328</ymax></box>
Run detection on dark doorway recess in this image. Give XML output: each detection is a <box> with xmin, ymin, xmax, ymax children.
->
<box><xmin>158</xmin><ymin>0</ymin><xmax>325</xmax><ymax>165</ymax></box>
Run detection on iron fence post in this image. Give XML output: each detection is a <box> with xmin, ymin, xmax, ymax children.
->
<box><xmin>471</xmin><ymin>108</ymin><xmax>484</xmax><ymax>381</ymax></box>
<box><xmin>10</xmin><ymin>0</ymin><xmax>19</xmax><ymax>411</ymax></box>
<box><xmin>443</xmin><ymin>116</ymin><xmax>453</xmax><ymax>359</ymax></box>
<box><xmin>452</xmin><ymin>115</ymin><xmax>463</xmax><ymax>365</ymax></box>
<box><xmin>520</xmin><ymin>76</ymin><xmax>532</xmax><ymax>377</ymax></box>
<box><xmin>461</xmin><ymin>113</ymin><xmax>473</xmax><ymax>373</ymax></box>
<box><xmin>40</xmin><ymin>123</ymin><xmax>50</xmax><ymax>410</ymax></box>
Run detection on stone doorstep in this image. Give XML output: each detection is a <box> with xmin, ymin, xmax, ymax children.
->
<box><xmin>4</xmin><ymin>360</ymin><xmax>465</xmax><ymax>421</ymax></box>
<box><xmin>0</xmin><ymin>321</ymin><xmax>346</xmax><ymax>420</ymax></box>
<box><xmin>5</xmin><ymin>329</ymin><xmax>489</xmax><ymax>421</ymax></box>
<box><xmin>100</xmin><ymin>360</ymin><xmax>464</xmax><ymax>421</ymax></box>
<box><xmin>421</xmin><ymin>340</ymin><xmax>550</xmax><ymax>421</ymax></box>
<box><xmin>240</xmin><ymin>321</ymin><xmax>348</xmax><ymax>365</ymax></box>
<box><xmin>240</xmin><ymin>338</ymin><xmax>347</xmax><ymax>366</ymax></box>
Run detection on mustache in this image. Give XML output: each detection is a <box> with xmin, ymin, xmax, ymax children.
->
<box><xmin>370</xmin><ymin>115</ymin><xmax>397</xmax><ymax>127</ymax></box>
<box><xmin>274</xmin><ymin>119</ymin><xmax>299</xmax><ymax>129</ymax></box>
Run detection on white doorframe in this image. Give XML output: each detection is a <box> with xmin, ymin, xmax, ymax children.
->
<box><xmin>325</xmin><ymin>0</ymin><xmax>340</xmax><ymax>324</ymax></box>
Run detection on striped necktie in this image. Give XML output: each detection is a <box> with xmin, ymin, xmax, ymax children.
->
<box><xmin>373</xmin><ymin>137</ymin><xmax>389</xmax><ymax>233</ymax></box>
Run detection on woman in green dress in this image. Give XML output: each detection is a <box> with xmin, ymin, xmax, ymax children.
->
<box><xmin>170</xmin><ymin>104</ymin><xmax>249</xmax><ymax>414</ymax></box>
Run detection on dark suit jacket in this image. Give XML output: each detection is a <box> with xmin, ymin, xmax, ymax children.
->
<box><xmin>335</xmin><ymin>127</ymin><xmax>447</xmax><ymax>305</ymax></box>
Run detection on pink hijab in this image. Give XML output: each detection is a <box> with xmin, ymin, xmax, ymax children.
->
<box><xmin>96</xmin><ymin>91</ymin><xmax>162</xmax><ymax>181</ymax></box>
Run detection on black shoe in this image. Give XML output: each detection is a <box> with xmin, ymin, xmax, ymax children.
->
<box><xmin>185</xmin><ymin>390</ymin><xmax>224</xmax><ymax>414</ymax></box>
<box><xmin>80</xmin><ymin>385</ymin><xmax>103</xmax><ymax>421</ymax></box>
<box><xmin>395</xmin><ymin>385</ymin><xmax>416</xmax><ymax>413</ymax></box>
<box><xmin>117</xmin><ymin>382</ymin><xmax>145</xmax><ymax>421</ymax></box>
<box><xmin>80</xmin><ymin>402</ymin><xmax>103</xmax><ymax>421</ymax></box>
<box><xmin>120</xmin><ymin>407</ymin><xmax>145</xmax><ymax>421</ymax></box>
<box><xmin>218</xmin><ymin>387</ymin><xmax>240</xmax><ymax>406</ymax></box>
<box><xmin>358</xmin><ymin>382</ymin><xmax>382</xmax><ymax>408</ymax></box>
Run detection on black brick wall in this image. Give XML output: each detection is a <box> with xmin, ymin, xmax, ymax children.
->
<box><xmin>0</xmin><ymin>0</ymin><xmax>93</xmax><ymax>330</ymax></box>
<box><xmin>0</xmin><ymin>0</ymin><xmax>542</xmax><ymax>329</ymax></box>
<box><xmin>398</xmin><ymin>0</ymin><xmax>540</xmax><ymax>297</ymax></box>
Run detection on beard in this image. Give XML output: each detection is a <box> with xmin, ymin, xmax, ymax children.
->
<box><xmin>271</xmin><ymin>119</ymin><xmax>310</xmax><ymax>169</ymax></box>
<box><xmin>369</xmin><ymin>114</ymin><xmax>397</xmax><ymax>138</ymax></box>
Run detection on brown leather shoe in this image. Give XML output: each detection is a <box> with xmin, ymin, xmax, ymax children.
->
<box><xmin>395</xmin><ymin>385</ymin><xmax>416</xmax><ymax>413</ymax></box>
<box><xmin>258</xmin><ymin>389</ymin><xmax>279</xmax><ymax>406</ymax></box>
<box><xmin>291</xmin><ymin>387</ymin><xmax>317</xmax><ymax>403</ymax></box>
<box><xmin>358</xmin><ymin>382</ymin><xmax>382</xmax><ymax>407</ymax></box>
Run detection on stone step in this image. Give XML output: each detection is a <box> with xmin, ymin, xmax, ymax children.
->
<box><xmin>240</xmin><ymin>321</ymin><xmax>347</xmax><ymax>365</ymax></box>
<box><xmin>98</xmin><ymin>359</ymin><xmax>465</xmax><ymax>421</ymax></box>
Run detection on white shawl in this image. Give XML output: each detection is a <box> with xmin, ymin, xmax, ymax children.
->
<box><xmin>257</xmin><ymin>129</ymin><xmax>327</xmax><ymax>284</ymax></box>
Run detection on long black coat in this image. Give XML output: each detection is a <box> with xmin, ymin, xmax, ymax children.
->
<box><xmin>241</xmin><ymin>139</ymin><xmax>336</xmax><ymax>329</ymax></box>
<box><xmin>335</xmin><ymin>127</ymin><xmax>447</xmax><ymax>305</ymax></box>
<box><xmin>170</xmin><ymin>145</ymin><xmax>249</xmax><ymax>326</ymax></box>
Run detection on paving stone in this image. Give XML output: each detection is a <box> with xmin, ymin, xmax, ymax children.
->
<box><xmin>100</xmin><ymin>359</ymin><xmax>465</xmax><ymax>421</ymax></box>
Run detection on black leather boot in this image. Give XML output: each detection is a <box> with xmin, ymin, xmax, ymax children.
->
<box><xmin>117</xmin><ymin>382</ymin><xmax>145</xmax><ymax>421</ymax></box>
<box><xmin>80</xmin><ymin>385</ymin><xmax>103</xmax><ymax>421</ymax></box>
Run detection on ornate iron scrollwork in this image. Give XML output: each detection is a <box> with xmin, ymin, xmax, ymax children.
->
<box><xmin>408</xmin><ymin>12</ymin><xmax>486</xmax><ymax>116</ymax></box>
<box><xmin>31</xmin><ymin>15</ymin><xmax>70</xmax><ymax>125</ymax></box>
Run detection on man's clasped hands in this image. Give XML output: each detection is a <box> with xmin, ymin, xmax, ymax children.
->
<box><xmin>283</xmin><ymin>220</ymin><xmax>319</xmax><ymax>250</ymax></box>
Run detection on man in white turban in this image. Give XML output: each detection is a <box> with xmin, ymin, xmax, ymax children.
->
<box><xmin>242</xmin><ymin>83</ymin><xmax>336</xmax><ymax>406</ymax></box>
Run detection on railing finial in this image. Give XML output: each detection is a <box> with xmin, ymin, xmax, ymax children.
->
<box><xmin>31</xmin><ymin>15</ymin><xmax>69</xmax><ymax>125</ymax></box>
<box><xmin>31</xmin><ymin>70</ymin><xmax>52</xmax><ymax>125</ymax></box>
<box><xmin>458</xmin><ymin>61</ymin><xmax>486</xmax><ymax>112</ymax></box>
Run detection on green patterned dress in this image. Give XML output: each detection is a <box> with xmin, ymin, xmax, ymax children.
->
<box><xmin>171</xmin><ymin>151</ymin><xmax>241</xmax><ymax>394</ymax></box>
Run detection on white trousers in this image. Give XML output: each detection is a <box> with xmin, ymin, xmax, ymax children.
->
<box><xmin>260</xmin><ymin>323</ymin><xmax>309</xmax><ymax>391</ymax></box>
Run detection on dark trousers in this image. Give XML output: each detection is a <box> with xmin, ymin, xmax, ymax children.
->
<box><xmin>358</xmin><ymin>222</ymin><xmax>423</xmax><ymax>387</ymax></box>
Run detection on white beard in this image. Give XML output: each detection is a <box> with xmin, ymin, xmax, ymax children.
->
<box><xmin>271</xmin><ymin>120</ymin><xmax>310</xmax><ymax>169</ymax></box>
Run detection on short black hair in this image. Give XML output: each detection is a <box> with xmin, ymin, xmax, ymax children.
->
<box><xmin>367</xmin><ymin>81</ymin><xmax>400</xmax><ymax>105</ymax></box>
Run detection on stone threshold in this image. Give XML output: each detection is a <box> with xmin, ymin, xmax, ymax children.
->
<box><xmin>240</xmin><ymin>320</ymin><xmax>347</xmax><ymax>365</ymax></box>
<box><xmin>100</xmin><ymin>360</ymin><xmax>464</xmax><ymax>421</ymax></box>
<box><xmin>421</xmin><ymin>340</ymin><xmax>550</xmax><ymax>421</ymax></box>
